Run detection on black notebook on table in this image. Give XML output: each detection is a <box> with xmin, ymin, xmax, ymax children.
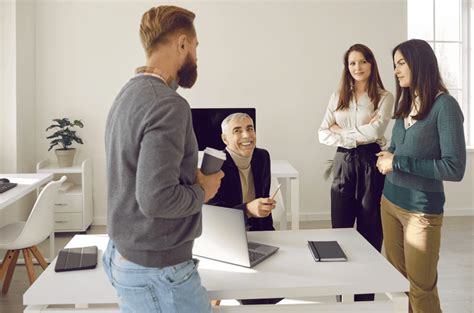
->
<box><xmin>54</xmin><ymin>246</ymin><xmax>98</xmax><ymax>272</ymax></box>
<box><xmin>307</xmin><ymin>240</ymin><xmax>347</xmax><ymax>262</ymax></box>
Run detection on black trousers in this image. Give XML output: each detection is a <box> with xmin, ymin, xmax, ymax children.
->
<box><xmin>331</xmin><ymin>143</ymin><xmax>384</xmax><ymax>302</ymax></box>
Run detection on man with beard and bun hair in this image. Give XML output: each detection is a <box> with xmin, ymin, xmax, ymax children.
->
<box><xmin>103</xmin><ymin>5</ymin><xmax>223</xmax><ymax>313</ymax></box>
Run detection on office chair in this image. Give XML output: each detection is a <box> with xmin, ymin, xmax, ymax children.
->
<box><xmin>0</xmin><ymin>176</ymin><xmax>66</xmax><ymax>294</ymax></box>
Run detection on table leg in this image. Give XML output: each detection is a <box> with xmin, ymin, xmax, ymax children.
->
<box><xmin>49</xmin><ymin>231</ymin><xmax>55</xmax><ymax>261</ymax></box>
<box><xmin>290</xmin><ymin>178</ymin><xmax>300</xmax><ymax>230</ymax></box>
<box><xmin>277</xmin><ymin>177</ymin><xmax>288</xmax><ymax>230</ymax></box>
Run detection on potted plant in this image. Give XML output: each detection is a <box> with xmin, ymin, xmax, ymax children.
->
<box><xmin>46</xmin><ymin>118</ymin><xmax>84</xmax><ymax>167</ymax></box>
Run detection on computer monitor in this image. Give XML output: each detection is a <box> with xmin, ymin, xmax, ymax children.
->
<box><xmin>191</xmin><ymin>108</ymin><xmax>256</xmax><ymax>151</ymax></box>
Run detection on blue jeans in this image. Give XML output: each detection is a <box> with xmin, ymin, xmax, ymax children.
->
<box><xmin>103</xmin><ymin>240</ymin><xmax>211</xmax><ymax>313</ymax></box>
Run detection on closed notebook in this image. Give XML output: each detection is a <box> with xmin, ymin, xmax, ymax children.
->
<box><xmin>54</xmin><ymin>246</ymin><xmax>98</xmax><ymax>272</ymax></box>
<box><xmin>307</xmin><ymin>240</ymin><xmax>347</xmax><ymax>262</ymax></box>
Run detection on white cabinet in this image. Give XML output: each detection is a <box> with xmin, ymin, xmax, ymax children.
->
<box><xmin>36</xmin><ymin>158</ymin><xmax>93</xmax><ymax>232</ymax></box>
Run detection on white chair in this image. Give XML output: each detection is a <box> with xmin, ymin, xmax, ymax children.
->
<box><xmin>0</xmin><ymin>175</ymin><xmax>66</xmax><ymax>294</ymax></box>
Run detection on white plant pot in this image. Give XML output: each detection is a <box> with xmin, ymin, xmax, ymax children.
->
<box><xmin>55</xmin><ymin>148</ymin><xmax>76</xmax><ymax>167</ymax></box>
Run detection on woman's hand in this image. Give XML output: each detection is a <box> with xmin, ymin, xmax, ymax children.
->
<box><xmin>369</xmin><ymin>114</ymin><xmax>380</xmax><ymax>124</ymax></box>
<box><xmin>330</xmin><ymin>123</ymin><xmax>343</xmax><ymax>134</ymax></box>
<box><xmin>376</xmin><ymin>151</ymin><xmax>394</xmax><ymax>175</ymax></box>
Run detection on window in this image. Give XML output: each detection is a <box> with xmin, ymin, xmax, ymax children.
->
<box><xmin>408</xmin><ymin>0</ymin><xmax>472</xmax><ymax>148</ymax></box>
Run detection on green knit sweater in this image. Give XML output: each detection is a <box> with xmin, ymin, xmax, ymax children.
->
<box><xmin>383</xmin><ymin>93</ymin><xmax>466</xmax><ymax>214</ymax></box>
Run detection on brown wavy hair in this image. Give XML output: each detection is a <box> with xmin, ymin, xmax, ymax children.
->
<box><xmin>140</xmin><ymin>6</ymin><xmax>196</xmax><ymax>57</ymax></box>
<box><xmin>336</xmin><ymin>44</ymin><xmax>385</xmax><ymax>111</ymax></box>
<box><xmin>392</xmin><ymin>39</ymin><xmax>448</xmax><ymax>120</ymax></box>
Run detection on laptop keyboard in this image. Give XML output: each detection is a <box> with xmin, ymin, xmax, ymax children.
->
<box><xmin>248</xmin><ymin>250</ymin><xmax>266</xmax><ymax>262</ymax></box>
<box><xmin>247</xmin><ymin>242</ymin><xmax>260</xmax><ymax>250</ymax></box>
<box><xmin>0</xmin><ymin>183</ymin><xmax>17</xmax><ymax>194</ymax></box>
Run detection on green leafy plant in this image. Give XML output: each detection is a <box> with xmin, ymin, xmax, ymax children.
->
<box><xmin>46</xmin><ymin>118</ymin><xmax>84</xmax><ymax>151</ymax></box>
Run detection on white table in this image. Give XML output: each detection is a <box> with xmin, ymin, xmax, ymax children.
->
<box><xmin>271</xmin><ymin>160</ymin><xmax>299</xmax><ymax>230</ymax></box>
<box><xmin>0</xmin><ymin>173</ymin><xmax>54</xmax><ymax>259</ymax></box>
<box><xmin>23</xmin><ymin>229</ymin><xmax>409</xmax><ymax>312</ymax></box>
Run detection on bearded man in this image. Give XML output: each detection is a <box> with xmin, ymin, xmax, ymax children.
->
<box><xmin>103</xmin><ymin>6</ymin><xmax>223</xmax><ymax>313</ymax></box>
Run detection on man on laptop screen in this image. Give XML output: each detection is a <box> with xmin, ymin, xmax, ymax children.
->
<box><xmin>205</xmin><ymin>112</ymin><xmax>282</xmax><ymax>305</ymax></box>
<box><xmin>208</xmin><ymin>112</ymin><xmax>276</xmax><ymax>231</ymax></box>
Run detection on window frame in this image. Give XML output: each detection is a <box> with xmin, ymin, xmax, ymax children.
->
<box><xmin>408</xmin><ymin>0</ymin><xmax>473</xmax><ymax>150</ymax></box>
<box><xmin>466</xmin><ymin>0</ymin><xmax>473</xmax><ymax>150</ymax></box>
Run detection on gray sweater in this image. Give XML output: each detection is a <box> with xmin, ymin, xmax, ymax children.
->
<box><xmin>105</xmin><ymin>75</ymin><xmax>204</xmax><ymax>267</ymax></box>
<box><xmin>384</xmin><ymin>93</ymin><xmax>466</xmax><ymax>214</ymax></box>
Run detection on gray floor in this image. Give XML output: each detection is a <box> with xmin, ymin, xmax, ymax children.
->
<box><xmin>0</xmin><ymin>217</ymin><xmax>473</xmax><ymax>313</ymax></box>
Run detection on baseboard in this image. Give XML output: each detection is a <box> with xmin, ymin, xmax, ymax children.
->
<box><xmin>297</xmin><ymin>212</ymin><xmax>331</xmax><ymax>221</ymax></box>
<box><xmin>93</xmin><ymin>216</ymin><xmax>107</xmax><ymax>225</ymax></box>
<box><xmin>443</xmin><ymin>208</ymin><xmax>474</xmax><ymax>216</ymax></box>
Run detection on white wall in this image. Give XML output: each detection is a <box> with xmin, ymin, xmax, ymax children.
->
<box><xmin>0</xmin><ymin>0</ymin><xmax>17</xmax><ymax>173</ymax></box>
<box><xmin>0</xmin><ymin>2</ymin><xmax>4</xmax><ymax>169</ymax></box>
<box><xmin>31</xmin><ymin>0</ymin><xmax>472</xmax><ymax>224</ymax></box>
<box><xmin>444</xmin><ymin>155</ymin><xmax>474</xmax><ymax>216</ymax></box>
<box><xmin>0</xmin><ymin>0</ymin><xmax>36</xmax><ymax>173</ymax></box>
<box><xmin>0</xmin><ymin>0</ymin><xmax>37</xmax><ymax>224</ymax></box>
<box><xmin>16</xmin><ymin>0</ymin><xmax>36</xmax><ymax>174</ymax></box>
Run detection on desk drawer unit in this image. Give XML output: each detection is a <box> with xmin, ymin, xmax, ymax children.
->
<box><xmin>54</xmin><ymin>212</ymin><xmax>83</xmax><ymax>231</ymax></box>
<box><xmin>54</xmin><ymin>194</ymin><xmax>83</xmax><ymax>213</ymax></box>
<box><xmin>37</xmin><ymin>158</ymin><xmax>93</xmax><ymax>233</ymax></box>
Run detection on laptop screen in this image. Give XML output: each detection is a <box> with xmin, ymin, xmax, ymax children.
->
<box><xmin>193</xmin><ymin>205</ymin><xmax>278</xmax><ymax>268</ymax></box>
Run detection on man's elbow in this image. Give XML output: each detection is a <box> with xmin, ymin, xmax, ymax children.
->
<box><xmin>136</xmin><ymin>196</ymin><xmax>158</xmax><ymax>218</ymax></box>
<box><xmin>136</xmin><ymin>190</ymin><xmax>174</xmax><ymax>218</ymax></box>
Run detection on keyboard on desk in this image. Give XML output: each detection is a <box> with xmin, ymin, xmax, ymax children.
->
<box><xmin>0</xmin><ymin>183</ymin><xmax>17</xmax><ymax>194</ymax></box>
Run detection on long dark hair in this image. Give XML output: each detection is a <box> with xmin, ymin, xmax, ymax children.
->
<box><xmin>392</xmin><ymin>39</ymin><xmax>448</xmax><ymax>120</ymax></box>
<box><xmin>337</xmin><ymin>44</ymin><xmax>385</xmax><ymax>111</ymax></box>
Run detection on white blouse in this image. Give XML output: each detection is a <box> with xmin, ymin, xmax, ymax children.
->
<box><xmin>318</xmin><ymin>90</ymin><xmax>395</xmax><ymax>149</ymax></box>
<box><xmin>404</xmin><ymin>92</ymin><xmax>444</xmax><ymax>129</ymax></box>
<box><xmin>404</xmin><ymin>96</ymin><xmax>420</xmax><ymax>129</ymax></box>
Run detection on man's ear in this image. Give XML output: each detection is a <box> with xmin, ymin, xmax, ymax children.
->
<box><xmin>221</xmin><ymin>133</ymin><xmax>228</xmax><ymax>145</ymax></box>
<box><xmin>177</xmin><ymin>34</ymin><xmax>187</xmax><ymax>54</ymax></box>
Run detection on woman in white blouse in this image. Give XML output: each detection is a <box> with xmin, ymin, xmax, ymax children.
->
<box><xmin>318</xmin><ymin>44</ymin><xmax>394</xmax><ymax>301</ymax></box>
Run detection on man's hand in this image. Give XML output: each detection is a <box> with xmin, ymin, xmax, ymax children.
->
<box><xmin>246</xmin><ymin>198</ymin><xmax>276</xmax><ymax>218</ymax></box>
<box><xmin>330</xmin><ymin>123</ymin><xmax>343</xmax><ymax>134</ymax></box>
<box><xmin>196</xmin><ymin>170</ymin><xmax>224</xmax><ymax>202</ymax></box>
<box><xmin>376</xmin><ymin>151</ymin><xmax>394</xmax><ymax>175</ymax></box>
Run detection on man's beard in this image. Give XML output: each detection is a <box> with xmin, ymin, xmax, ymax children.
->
<box><xmin>177</xmin><ymin>54</ymin><xmax>198</xmax><ymax>88</ymax></box>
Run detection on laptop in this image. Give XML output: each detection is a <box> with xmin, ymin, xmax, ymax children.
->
<box><xmin>193</xmin><ymin>204</ymin><xmax>279</xmax><ymax>268</ymax></box>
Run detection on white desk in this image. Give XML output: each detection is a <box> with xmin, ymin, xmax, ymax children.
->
<box><xmin>0</xmin><ymin>173</ymin><xmax>53</xmax><ymax>209</ymax></box>
<box><xmin>0</xmin><ymin>173</ymin><xmax>54</xmax><ymax>259</ymax></box>
<box><xmin>23</xmin><ymin>229</ymin><xmax>408</xmax><ymax>312</ymax></box>
<box><xmin>271</xmin><ymin>160</ymin><xmax>299</xmax><ymax>230</ymax></box>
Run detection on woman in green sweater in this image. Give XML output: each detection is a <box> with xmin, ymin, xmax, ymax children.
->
<box><xmin>376</xmin><ymin>39</ymin><xmax>466</xmax><ymax>313</ymax></box>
